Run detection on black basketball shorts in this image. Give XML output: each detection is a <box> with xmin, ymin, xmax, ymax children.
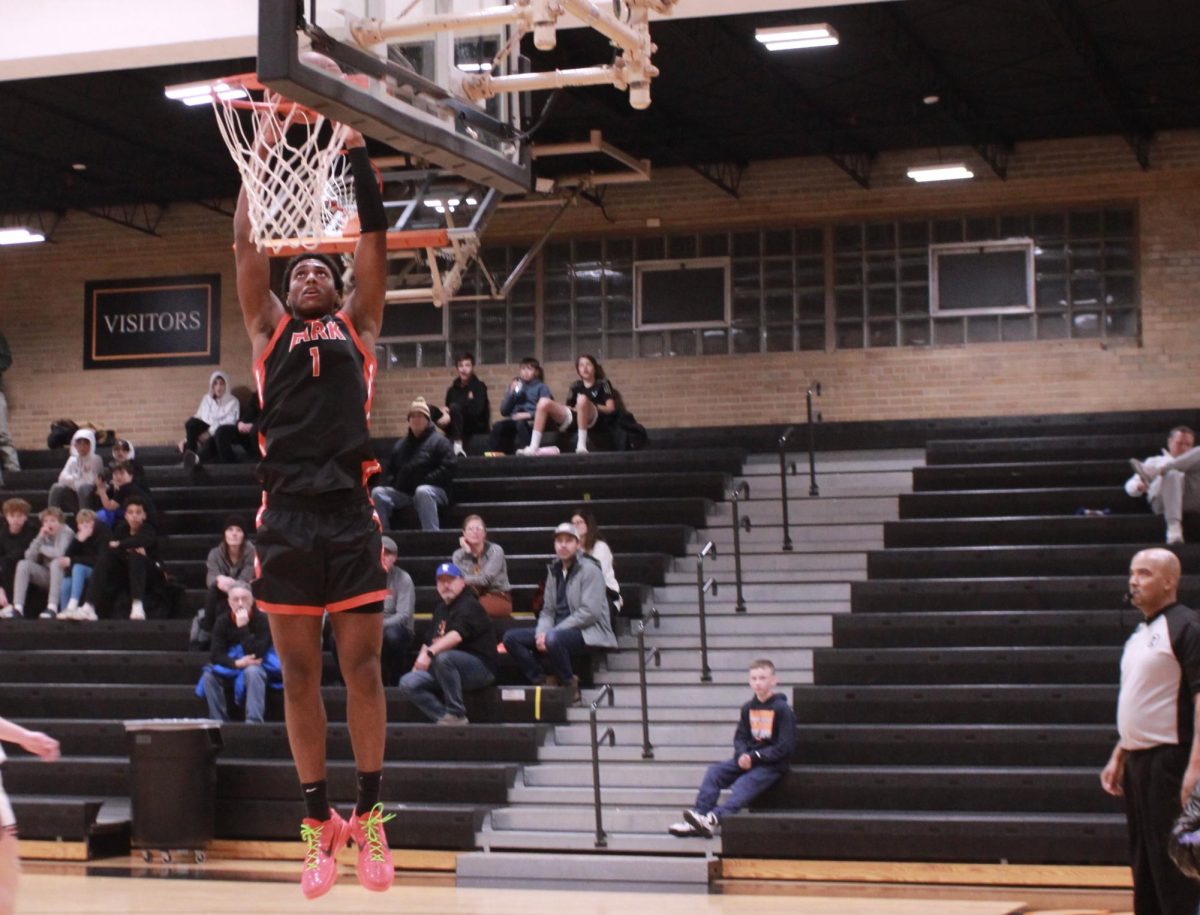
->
<box><xmin>253</xmin><ymin>492</ymin><xmax>387</xmax><ymax>616</ymax></box>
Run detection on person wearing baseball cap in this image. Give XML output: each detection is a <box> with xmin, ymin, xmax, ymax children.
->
<box><xmin>398</xmin><ymin>561</ymin><xmax>497</xmax><ymax>724</ymax></box>
<box><xmin>501</xmin><ymin>522</ymin><xmax>617</xmax><ymax>704</ymax></box>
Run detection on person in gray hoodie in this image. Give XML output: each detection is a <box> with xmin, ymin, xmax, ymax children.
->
<box><xmin>8</xmin><ymin>506</ymin><xmax>73</xmax><ymax>619</ymax></box>
<box><xmin>47</xmin><ymin>428</ymin><xmax>102</xmax><ymax>513</ymax></box>
<box><xmin>501</xmin><ymin>522</ymin><xmax>617</xmax><ymax>703</ymax></box>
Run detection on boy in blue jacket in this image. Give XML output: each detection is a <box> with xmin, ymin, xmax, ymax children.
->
<box><xmin>669</xmin><ymin>658</ymin><xmax>796</xmax><ymax>838</ymax></box>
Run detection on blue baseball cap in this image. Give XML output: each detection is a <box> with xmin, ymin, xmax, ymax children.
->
<box><xmin>435</xmin><ymin>562</ymin><xmax>463</xmax><ymax>579</ymax></box>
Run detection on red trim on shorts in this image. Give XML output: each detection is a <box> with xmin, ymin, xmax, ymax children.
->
<box><xmin>328</xmin><ymin>589</ymin><xmax>389</xmax><ymax>613</ymax></box>
<box><xmin>257</xmin><ymin>600</ymin><xmax>326</xmax><ymax>617</ymax></box>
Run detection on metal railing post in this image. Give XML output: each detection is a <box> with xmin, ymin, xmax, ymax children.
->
<box><xmin>589</xmin><ymin>684</ymin><xmax>615</xmax><ymax>847</ymax></box>
<box><xmin>635</xmin><ymin>607</ymin><xmax>660</xmax><ymax>759</ymax></box>
<box><xmin>778</xmin><ymin>426</ymin><xmax>796</xmax><ymax>552</ymax></box>
<box><xmin>696</xmin><ymin>541</ymin><xmax>716</xmax><ymax>683</ymax></box>
<box><xmin>806</xmin><ymin>381</ymin><xmax>822</xmax><ymax>497</ymax></box>
<box><xmin>730</xmin><ymin>482</ymin><xmax>751</xmax><ymax>613</ymax></box>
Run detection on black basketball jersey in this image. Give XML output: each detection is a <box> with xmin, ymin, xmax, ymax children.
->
<box><xmin>253</xmin><ymin>311</ymin><xmax>381</xmax><ymax>497</ymax></box>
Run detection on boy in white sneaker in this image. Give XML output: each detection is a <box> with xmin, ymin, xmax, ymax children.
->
<box><xmin>668</xmin><ymin>658</ymin><xmax>796</xmax><ymax>838</ymax></box>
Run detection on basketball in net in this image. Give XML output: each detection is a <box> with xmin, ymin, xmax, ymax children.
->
<box><xmin>210</xmin><ymin>57</ymin><xmax>361</xmax><ymax>253</ymax></box>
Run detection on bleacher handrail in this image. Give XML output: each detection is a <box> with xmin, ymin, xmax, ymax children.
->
<box><xmin>588</xmin><ymin>683</ymin><xmax>616</xmax><ymax>848</ymax></box>
<box><xmin>634</xmin><ymin>607</ymin><xmax>661</xmax><ymax>760</ymax></box>
<box><xmin>729</xmin><ymin>482</ymin><xmax>751</xmax><ymax>614</ymax></box>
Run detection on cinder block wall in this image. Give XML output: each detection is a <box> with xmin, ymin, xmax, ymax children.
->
<box><xmin>3</xmin><ymin>131</ymin><xmax>1199</xmax><ymax>449</ymax></box>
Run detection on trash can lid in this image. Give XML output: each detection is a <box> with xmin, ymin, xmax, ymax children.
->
<box><xmin>122</xmin><ymin>718</ymin><xmax>223</xmax><ymax>732</ymax></box>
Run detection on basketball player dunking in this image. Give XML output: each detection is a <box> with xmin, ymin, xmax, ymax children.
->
<box><xmin>233</xmin><ymin>122</ymin><xmax>393</xmax><ymax>899</ymax></box>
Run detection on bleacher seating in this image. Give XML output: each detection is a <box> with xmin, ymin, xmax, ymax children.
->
<box><xmin>720</xmin><ymin>409</ymin><xmax>1199</xmax><ymax>866</ymax></box>
<box><xmin>2</xmin><ymin>438</ymin><xmax>736</xmax><ymax>853</ymax></box>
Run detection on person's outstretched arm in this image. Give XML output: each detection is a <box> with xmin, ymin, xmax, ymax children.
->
<box><xmin>233</xmin><ymin>184</ymin><xmax>284</xmax><ymax>354</ymax></box>
<box><xmin>0</xmin><ymin>717</ymin><xmax>59</xmax><ymax>760</ymax></box>
<box><xmin>340</xmin><ymin>133</ymin><xmax>388</xmax><ymax>346</ymax></box>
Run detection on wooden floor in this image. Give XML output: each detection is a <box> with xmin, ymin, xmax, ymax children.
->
<box><xmin>14</xmin><ymin>871</ymin><xmax>1031</xmax><ymax>915</ymax></box>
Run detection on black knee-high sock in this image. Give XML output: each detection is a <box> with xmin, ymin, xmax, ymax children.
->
<box><xmin>302</xmin><ymin>780</ymin><xmax>331</xmax><ymax>822</ymax></box>
<box><xmin>356</xmin><ymin>770</ymin><xmax>382</xmax><ymax>816</ymax></box>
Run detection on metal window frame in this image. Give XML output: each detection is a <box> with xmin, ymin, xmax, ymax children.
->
<box><xmin>929</xmin><ymin>238</ymin><xmax>1036</xmax><ymax>317</ymax></box>
<box><xmin>634</xmin><ymin>256</ymin><xmax>733</xmax><ymax>331</ymax></box>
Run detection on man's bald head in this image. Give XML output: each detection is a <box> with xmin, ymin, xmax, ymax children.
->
<box><xmin>1129</xmin><ymin>548</ymin><xmax>1181</xmax><ymax>617</ymax></box>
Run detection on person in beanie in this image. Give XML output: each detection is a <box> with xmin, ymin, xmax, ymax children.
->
<box><xmin>370</xmin><ymin>397</ymin><xmax>456</xmax><ymax>531</ymax></box>
<box><xmin>398</xmin><ymin>562</ymin><xmax>496</xmax><ymax>724</ymax></box>
<box><xmin>669</xmin><ymin>658</ymin><xmax>796</xmax><ymax>838</ymax></box>
<box><xmin>193</xmin><ymin>516</ymin><xmax>257</xmax><ymax>649</ymax></box>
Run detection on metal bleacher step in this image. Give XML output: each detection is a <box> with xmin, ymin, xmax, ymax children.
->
<box><xmin>457</xmin><ymin>850</ymin><xmax>714</xmax><ymax>892</ymax></box>
<box><xmin>473</xmin><ymin>828</ymin><xmax>718</xmax><ymax>856</ymax></box>
<box><xmin>628</xmin><ymin>613</ymin><xmax>832</xmax><ymax>637</ymax></box>
<box><xmin>507</xmin><ymin>785</ymin><xmax>697</xmax><ymax>806</ymax></box>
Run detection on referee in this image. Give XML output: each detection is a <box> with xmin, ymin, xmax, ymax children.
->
<box><xmin>1102</xmin><ymin>548</ymin><xmax>1200</xmax><ymax>914</ymax></box>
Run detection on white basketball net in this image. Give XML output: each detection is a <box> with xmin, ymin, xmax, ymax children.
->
<box><xmin>212</xmin><ymin>88</ymin><xmax>354</xmax><ymax>253</ymax></box>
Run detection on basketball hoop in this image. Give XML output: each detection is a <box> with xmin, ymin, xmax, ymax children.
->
<box><xmin>208</xmin><ymin>72</ymin><xmax>355</xmax><ymax>254</ymax></box>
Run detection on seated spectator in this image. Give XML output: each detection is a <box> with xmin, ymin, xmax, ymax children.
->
<box><xmin>438</xmin><ymin>352</ymin><xmax>490</xmax><ymax>457</ymax></box>
<box><xmin>193</xmin><ymin>516</ymin><xmax>257</xmax><ymax>650</ymax></box>
<box><xmin>371</xmin><ymin>397</ymin><xmax>456</xmax><ymax>532</ymax></box>
<box><xmin>47</xmin><ymin>429</ymin><xmax>102</xmax><ymax>513</ymax></box>
<box><xmin>180</xmin><ymin>370</ymin><xmax>240</xmax><ymax>469</ymax></box>
<box><xmin>56</xmin><ymin>509</ymin><xmax>110</xmax><ymax>621</ymax></box>
<box><xmin>197</xmin><ymin>583</ymin><xmax>278</xmax><ymax>723</ymax></box>
<box><xmin>331</xmin><ymin>535</ymin><xmax>415</xmax><ymax>685</ymax></box>
<box><xmin>109</xmin><ymin>439</ymin><xmax>148</xmax><ymax>490</ymax></box>
<box><xmin>451</xmin><ymin>514</ymin><xmax>512</xmax><ymax>619</ymax></box>
<box><xmin>380</xmin><ymin>536</ymin><xmax>415</xmax><ymax>686</ymax></box>
<box><xmin>0</xmin><ymin>499</ymin><xmax>37</xmax><ymax>618</ymax></box>
<box><xmin>668</xmin><ymin>659</ymin><xmax>796</xmax><ymax>839</ymax></box>
<box><xmin>213</xmin><ymin>389</ymin><xmax>260</xmax><ymax>464</ymax></box>
<box><xmin>75</xmin><ymin>495</ymin><xmax>162</xmax><ymax>621</ymax></box>
<box><xmin>95</xmin><ymin>461</ymin><xmax>156</xmax><ymax>531</ymax></box>
<box><xmin>501</xmin><ymin>522</ymin><xmax>617</xmax><ymax>703</ymax></box>
<box><xmin>10</xmin><ymin>507</ymin><xmax>73</xmax><ymax>619</ymax></box>
<box><xmin>398</xmin><ymin>562</ymin><xmax>497</xmax><ymax>724</ymax></box>
<box><xmin>489</xmin><ymin>358</ymin><xmax>549</xmax><ymax>455</ymax></box>
<box><xmin>571</xmin><ymin>507</ymin><xmax>622</xmax><ymax>617</ymax></box>
<box><xmin>519</xmin><ymin>354</ymin><xmax>617</xmax><ymax>456</ymax></box>
<box><xmin>1129</xmin><ymin>425</ymin><xmax>1200</xmax><ymax>543</ymax></box>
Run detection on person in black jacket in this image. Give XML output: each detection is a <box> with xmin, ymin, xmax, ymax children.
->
<box><xmin>397</xmin><ymin>562</ymin><xmax>496</xmax><ymax>724</ymax></box>
<box><xmin>200</xmin><ymin>583</ymin><xmax>274</xmax><ymax>722</ymax></box>
<box><xmin>0</xmin><ymin>498</ymin><xmax>37</xmax><ymax>617</ymax></box>
<box><xmin>370</xmin><ymin>397</ymin><xmax>456</xmax><ymax>531</ymax></box>
<box><xmin>56</xmin><ymin>509</ymin><xmax>111</xmax><ymax>620</ymax></box>
<box><xmin>668</xmin><ymin>658</ymin><xmax>796</xmax><ymax>838</ymax></box>
<box><xmin>437</xmin><ymin>352</ymin><xmax>489</xmax><ymax>457</ymax></box>
<box><xmin>76</xmin><ymin>495</ymin><xmax>162</xmax><ymax>621</ymax></box>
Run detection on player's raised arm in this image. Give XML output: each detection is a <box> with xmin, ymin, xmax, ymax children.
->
<box><xmin>341</xmin><ymin>130</ymin><xmax>388</xmax><ymax>345</ymax></box>
<box><xmin>233</xmin><ymin>114</ymin><xmax>286</xmax><ymax>350</ymax></box>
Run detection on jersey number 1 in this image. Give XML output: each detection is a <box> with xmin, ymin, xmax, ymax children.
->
<box><xmin>309</xmin><ymin>346</ymin><xmax>320</xmax><ymax>378</ymax></box>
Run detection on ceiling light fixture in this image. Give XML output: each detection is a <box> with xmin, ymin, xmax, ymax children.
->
<box><xmin>164</xmin><ymin>80</ymin><xmax>248</xmax><ymax>107</ymax></box>
<box><xmin>906</xmin><ymin>163</ymin><xmax>975</xmax><ymax>183</ymax></box>
<box><xmin>455</xmin><ymin>62</ymin><xmax>493</xmax><ymax>73</ymax></box>
<box><xmin>755</xmin><ymin>23</ymin><xmax>839</xmax><ymax>51</ymax></box>
<box><xmin>0</xmin><ymin>227</ymin><xmax>46</xmax><ymax>246</ymax></box>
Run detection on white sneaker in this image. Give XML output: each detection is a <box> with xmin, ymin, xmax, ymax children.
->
<box><xmin>39</xmin><ymin>608</ymin><xmax>57</xmax><ymax>620</ymax></box>
<box><xmin>1168</xmin><ymin>522</ymin><xmax>1185</xmax><ymax>544</ymax></box>
<box><xmin>0</xmin><ymin>606</ymin><xmax>14</xmax><ymax>620</ymax></box>
<box><xmin>129</xmin><ymin>602</ymin><xmax>146</xmax><ymax>621</ymax></box>
<box><xmin>452</xmin><ymin>442</ymin><xmax>466</xmax><ymax>457</ymax></box>
<box><xmin>683</xmin><ymin>809</ymin><xmax>719</xmax><ymax>838</ymax></box>
<box><xmin>74</xmin><ymin>603</ymin><xmax>98</xmax><ymax>622</ymax></box>
<box><xmin>515</xmin><ymin>446</ymin><xmax>537</xmax><ymax>456</ymax></box>
<box><xmin>668</xmin><ymin>819</ymin><xmax>701</xmax><ymax>837</ymax></box>
<box><xmin>575</xmin><ymin>443</ymin><xmax>589</xmax><ymax>454</ymax></box>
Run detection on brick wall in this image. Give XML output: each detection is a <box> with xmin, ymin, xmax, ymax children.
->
<box><xmin>3</xmin><ymin>131</ymin><xmax>1199</xmax><ymax>449</ymax></box>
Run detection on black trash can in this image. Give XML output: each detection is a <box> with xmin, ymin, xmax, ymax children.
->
<box><xmin>124</xmin><ymin>718</ymin><xmax>222</xmax><ymax>860</ymax></box>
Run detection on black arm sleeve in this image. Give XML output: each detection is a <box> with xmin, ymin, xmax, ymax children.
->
<box><xmin>346</xmin><ymin>147</ymin><xmax>387</xmax><ymax>234</ymax></box>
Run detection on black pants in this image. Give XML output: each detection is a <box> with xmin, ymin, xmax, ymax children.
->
<box><xmin>184</xmin><ymin>417</ymin><xmax>219</xmax><ymax>461</ymax></box>
<box><xmin>446</xmin><ymin>403</ymin><xmax>488</xmax><ymax>444</ymax></box>
<box><xmin>91</xmin><ymin>548</ymin><xmax>161</xmax><ymax>618</ymax></box>
<box><xmin>1124</xmin><ymin>744</ymin><xmax>1200</xmax><ymax>915</ymax></box>
<box><xmin>213</xmin><ymin>424</ymin><xmax>256</xmax><ymax>463</ymax></box>
<box><xmin>488</xmin><ymin>418</ymin><xmax>533</xmax><ymax>454</ymax></box>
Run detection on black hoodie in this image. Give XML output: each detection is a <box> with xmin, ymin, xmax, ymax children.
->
<box><xmin>732</xmin><ymin>692</ymin><xmax>796</xmax><ymax>771</ymax></box>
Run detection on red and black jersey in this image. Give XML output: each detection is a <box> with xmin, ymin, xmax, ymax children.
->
<box><xmin>253</xmin><ymin>311</ymin><xmax>381</xmax><ymax>497</ymax></box>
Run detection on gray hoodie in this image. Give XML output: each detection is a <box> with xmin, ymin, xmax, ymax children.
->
<box><xmin>24</xmin><ymin>521</ymin><xmax>74</xmax><ymax>567</ymax></box>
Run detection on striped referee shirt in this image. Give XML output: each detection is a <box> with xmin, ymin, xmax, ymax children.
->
<box><xmin>1118</xmin><ymin>602</ymin><xmax>1200</xmax><ymax>751</ymax></box>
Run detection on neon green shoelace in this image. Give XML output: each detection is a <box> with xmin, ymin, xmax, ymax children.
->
<box><xmin>300</xmin><ymin>821</ymin><xmax>325</xmax><ymax>871</ymax></box>
<box><xmin>359</xmin><ymin>803</ymin><xmax>396</xmax><ymax>863</ymax></box>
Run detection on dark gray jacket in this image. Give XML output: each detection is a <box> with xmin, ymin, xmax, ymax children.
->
<box><xmin>538</xmin><ymin>554</ymin><xmax>617</xmax><ymax>649</ymax></box>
